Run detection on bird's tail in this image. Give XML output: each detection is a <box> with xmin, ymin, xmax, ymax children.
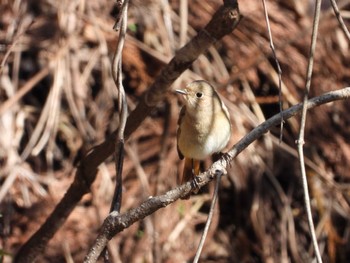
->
<box><xmin>181</xmin><ymin>158</ymin><xmax>200</xmax><ymax>184</ymax></box>
<box><xmin>180</xmin><ymin>158</ymin><xmax>200</xmax><ymax>199</ymax></box>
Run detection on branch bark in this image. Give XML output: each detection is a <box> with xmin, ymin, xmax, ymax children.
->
<box><xmin>14</xmin><ymin>2</ymin><xmax>241</xmax><ymax>262</ymax></box>
<box><xmin>85</xmin><ymin>87</ymin><xmax>350</xmax><ymax>262</ymax></box>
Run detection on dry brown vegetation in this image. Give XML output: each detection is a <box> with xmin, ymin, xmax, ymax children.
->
<box><xmin>1</xmin><ymin>0</ymin><xmax>350</xmax><ymax>262</ymax></box>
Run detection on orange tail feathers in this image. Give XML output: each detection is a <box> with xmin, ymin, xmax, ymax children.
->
<box><xmin>180</xmin><ymin>158</ymin><xmax>200</xmax><ymax>199</ymax></box>
<box><xmin>181</xmin><ymin>158</ymin><xmax>200</xmax><ymax>184</ymax></box>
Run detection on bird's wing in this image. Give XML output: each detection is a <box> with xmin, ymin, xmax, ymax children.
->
<box><xmin>177</xmin><ymin>106</ymin><xmax>186</xmax><ymax>160</ymax></box>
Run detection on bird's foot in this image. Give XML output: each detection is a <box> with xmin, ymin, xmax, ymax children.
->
<box><xmin>191</xmin><ymin>176</ymin><xmax>202</xmax><ymax>194</ymax></box>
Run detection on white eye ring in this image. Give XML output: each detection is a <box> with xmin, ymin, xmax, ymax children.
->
<box><xmin>196</xmin><ymin>92</ymin><xmax>203</xmax><ymax>98</ymax></box>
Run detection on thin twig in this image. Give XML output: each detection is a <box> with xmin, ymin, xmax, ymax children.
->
<box><xmin>261</xmin><ymin>0</ymin><xmax>283</xmax><ymax>142</ymax></box>
<box><xmin>102</xmin><ymin>2</ymin><xmax>129</xmax><ymax>262</ymax></box>
<box><xmin>110</xmin><ymin>0</ymin><xmax>129</xmax><ymax>214</ymax></box>
<box><xmin>84</xmin><ymin>87</ymin><xmax>350</xmax><ymax>261</ymax></box>
<box><xmin>329</xmin><ymin>0</ymin><xmax>350</xmax><ymax>41</ymax></box>
<box><xmin>193</xmin><ymin>171</ymin><xmax>222</xmax><ymax>263</ymax></box>
<box><xmin>113</xmin><ymin>0</ymin><xmax>126</xmax><ymax>31</ymax></box>
<box><xmin>296</xmin><ymin>0</ymin><xmax>323</xmax><ymax>262</ymax></box>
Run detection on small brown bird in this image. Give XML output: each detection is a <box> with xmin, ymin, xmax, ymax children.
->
<box><xmin>176</xmin><ymin>80</ymin><xmax>231</xmax><ymax>191</ymax></box>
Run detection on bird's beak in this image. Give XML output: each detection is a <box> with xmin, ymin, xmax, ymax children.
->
<box><xmin>175</xmin><ymin>89</ymin><xmax>187</xmax><ymax>95</ymax></box>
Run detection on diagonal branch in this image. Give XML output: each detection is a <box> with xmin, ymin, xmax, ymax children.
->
<box><xmin>84</xmin><ymin>86</ymin><xmax>350</xmax><ymax>262</ymax></box>
<box><xmin>329</xmin><ymin>0</ymin><xmax>350</xmax><ymax>41</ymax></box>
<box><xmin>14</xmin><ymin>2</ymin><xmax>241</xmax><ymax>262</ymax></box>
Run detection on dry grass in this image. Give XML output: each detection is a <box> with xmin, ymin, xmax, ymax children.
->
<box><xmin>0</xmin><ymin>0</ymin><xmax>350</xmax><ymax>262</ymax></box>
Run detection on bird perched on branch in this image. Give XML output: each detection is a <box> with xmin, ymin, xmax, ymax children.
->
<box><xmin>176</xmin><ymin>80</ymin><xmax>231</xmax><ymax>197</ymax></box>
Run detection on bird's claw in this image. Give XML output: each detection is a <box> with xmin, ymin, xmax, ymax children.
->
<box><xmin>191</xmin><ymin>176</ymin><xmax>202</xmax><ymax>194</ymax></box>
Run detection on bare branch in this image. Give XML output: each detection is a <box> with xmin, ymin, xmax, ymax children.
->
<box><xmin>296</xmin><ymin>0</ymin><xmax>323</xmax><ymax>262</ymax></box>
<box><xmin>329</xmin><ymin>0</ymin><xmax>350</xmax><ymax>41</ymax></box>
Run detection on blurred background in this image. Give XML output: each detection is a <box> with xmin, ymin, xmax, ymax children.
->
<box><xmin>0</xmin><ymin>0</ymin><xmax>350</xmax><ymax>262</ymax></box>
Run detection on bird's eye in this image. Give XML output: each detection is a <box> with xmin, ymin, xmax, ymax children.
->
<box><xmin>196</xmin><ymin>92</ymin><xmax>203</xmax><ymax>98</ymax></box>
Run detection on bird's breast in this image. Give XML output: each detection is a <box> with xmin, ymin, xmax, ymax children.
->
<box><xmin>178</xmin><ymin>110</ymin><xmax>231</xmax><ymax>160</ymax></box>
